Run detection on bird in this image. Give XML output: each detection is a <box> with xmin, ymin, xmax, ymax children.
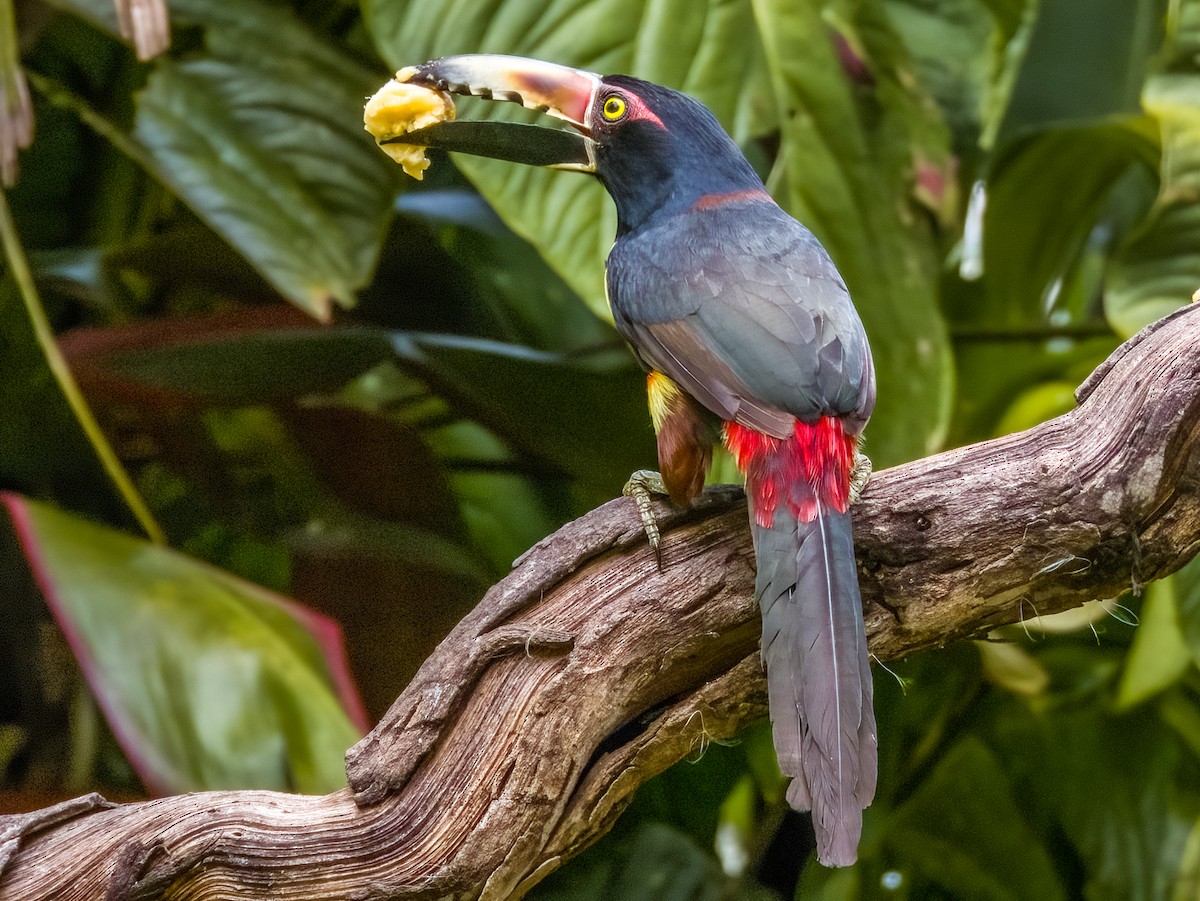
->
<box><xmin>382</xmin><ymin>55</ymin><xmax>878</xmax><ymax>867</ymax></box>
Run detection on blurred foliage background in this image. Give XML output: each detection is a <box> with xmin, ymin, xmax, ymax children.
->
<box><xmin>1</xmin><ymin>0</ymin><xmax>1199</xmax><ymax>897</ymax></box>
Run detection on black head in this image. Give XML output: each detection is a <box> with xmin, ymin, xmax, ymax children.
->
<box><xmin>397</xmin><ymin>56</ymin><xmax>765</xmax><ymax>233</ymax></box>
<box><xmin>587</xmin><ymin>76</ymin><xmax>764</xmax><ymax>232</ymax></box>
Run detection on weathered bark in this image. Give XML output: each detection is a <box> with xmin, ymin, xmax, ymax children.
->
<box><xmin>1</xmin><ymin>305</ymin><xmax>1198</xmax><ymax>900</ymax></box>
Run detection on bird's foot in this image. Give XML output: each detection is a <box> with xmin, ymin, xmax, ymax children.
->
<box><xmin>849</xmin><ymin>452</ymin><xmax>873</xmax><ymax>505</ymax></box>
<box><xmin>623</xmin><ymin>469</ymin><xmax>668</xmax><ymax>563</ymax></box>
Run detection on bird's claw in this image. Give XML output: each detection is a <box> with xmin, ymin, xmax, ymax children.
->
<box><xmin>849</xmin><ymin>452</ymin><xmax>872</xmax><ymax>505</ymax></box>
<box><xmin>623</xmin><ymin>469</ymin><xmax>668</xmax><ymax>563</ymax></box>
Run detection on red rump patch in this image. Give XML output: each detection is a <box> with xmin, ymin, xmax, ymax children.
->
<box><xmin>724</xmin><ymin>418</ymin><xmax>856</xmax><ymax>527</ymax></box>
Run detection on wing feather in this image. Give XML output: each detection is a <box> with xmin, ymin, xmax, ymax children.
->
<box><xmin>606</xmin><ymin>201</ymin><xmax>874</xmax><ymax>434</ymax></box>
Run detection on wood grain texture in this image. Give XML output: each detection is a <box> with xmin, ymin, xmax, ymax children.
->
<box><xmin>2</xmin><ymin>305</ymin><xmax>1198</xmax><ymax>900</ymax></box>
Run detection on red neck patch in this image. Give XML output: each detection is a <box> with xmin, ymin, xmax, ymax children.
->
<box><xmin>691</xmin><ymin>187</ymin><xmax>773</xmax><ymax>211</ymax></box>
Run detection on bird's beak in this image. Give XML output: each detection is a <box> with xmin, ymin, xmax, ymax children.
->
<box><xmin>390</xmin><ymin>54</ymin><xmax>600</xmax><ymax>172</ymax></box>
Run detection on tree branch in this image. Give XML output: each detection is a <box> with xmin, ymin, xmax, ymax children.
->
<box><xmin>3</xmin><ymin>305</ymin><xmax>1199</xmax><ymax>900</ymax></box>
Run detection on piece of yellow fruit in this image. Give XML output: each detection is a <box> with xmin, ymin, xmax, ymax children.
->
<box><xmin>364</xmin><ymin>74</ymin><xmax>456</xmax><ymax>180</ymax></box>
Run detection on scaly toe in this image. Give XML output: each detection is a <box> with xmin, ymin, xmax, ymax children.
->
<box><xmin>623</xmin><ymin>469</ymin><xmax>669</xmax><ymax>562</ymax></box>
<box><xmin>849</xmin><ymin>452</ymin><xmax>873</xmax><ymax>505</ymax></box>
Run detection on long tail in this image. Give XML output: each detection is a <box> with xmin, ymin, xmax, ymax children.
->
<box><xmin>726</xmin><ymin>418</ymin><xmax>877</xmax><ymax>867</ymax></box>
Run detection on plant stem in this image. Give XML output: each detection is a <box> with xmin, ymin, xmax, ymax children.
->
<box><xmin>0</xmin><ymin>189</ymin><xmax>164</xmax><ymax>543</ymax></box>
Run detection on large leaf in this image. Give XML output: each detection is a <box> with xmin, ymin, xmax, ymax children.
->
<box><xmin>993</xmin><ymin>0</ymin><xmax>1163</xmax><ymax>145</ymax></box>
<box><xmin>978</xmin><ymin>117</ymin><xmax>1160</xmax><ymax>325</ymax></box>
<box><xmin>1117</xmin><ymin>576</ymin><xmax>1191</xmax><ymax>709</ymax></box>
<box><xmin>975</xmin><ymin>0</ymin><xmax>1030</xmax><ymax>39</ymax></box>
<box><xmin>882</xmin><ymin>0</ymin><xmax>996</xmax><ymax>154</ymax></box>
<box><xmin>531</xmin><ymin>822</ymin><xmax>772</xmax><ymax>900</ymax></box>
<box><xmin>393</xmin><ymin>190</ymin><xmax>617</xmax><ymax>352</ymax></box>
<box><xmin>366</xmin><ymin>0</ymin><xmax>774</xmax><ymax>323</ymax></box>
<box><xmin>98</xmin><ymin>322</ymin><xmax>394</xmax><ymax>404</ymax></box>
<box><xmin>368</xmin><ymin>0</ymin><xmax>953</xmax><ymax>465</ymax></box>
<box><xmin>1107</xmin><ymin>1</ymin><xmax>1200</xmax><ymax>337</ymax></box>
<box><xmin>1171</xmin><ymin>554</ymin><xmax>1200</xmax><ymax>669</ymax></box>
<box><xmin>388</xmin><ymin>334</ymin><xmax>655</xmax><ymax>491</ymax></box>
<box><xmin>91</xmin><ymin>318</ymin><xmax>655</xmax><ymax>492</ymax></box>
<box><xmin>887</xmin><ymin>737</ymin><xmax>1066</xmax><ymax>901</ymax></box>
<box><xmin>946</xmin><ymin>334</ymin><xmax>1115</xmax><ymax>446</ymax></box>
<box><xmin>754</xmin><ymin>0</ymin><xmax>954</xmax><ymax>463</ymax></box>
<box><xmin>63</xmin><ymin>305</ymin><xmax>638</xmax><ymax>577</ymax></box>
<box><xmin>961</xmin><ymin>0</ymin><xmax>1166</xmax><ymax>323</ymax></box>
<box><xmin>992</xmin><ymin>702</ymin><xmax>1198</xmax><ymax>901</ymax></box>
<box><xmin>41</xmin><ymin>0</ymin><xmax>121</xmax><ymax>34</ymax></box>
<box><xmin>122</xmin><ymin>0</ymin><xmax>398</xmax><ymax>319</ymax></box>
<box><xmin>4</xmin><ymin>493</ymin><xmax>366</xmax><ymax>794</ymax></box>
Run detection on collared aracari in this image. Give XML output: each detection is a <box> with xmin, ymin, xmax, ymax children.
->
<box><xmin>371</xmin><ymin>54</ymin><xmax>877</xmax><ymax>867</ymax></box>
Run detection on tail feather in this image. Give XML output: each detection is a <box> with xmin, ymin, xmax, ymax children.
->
<box><xmin>727</xmin><ymin>416</ymin><xmax>876</xmax><ymax>866</ymax></box>
<box><xmin>754</xmin><ymin>497</ymin><xmax>876</xmax><ymax>867</ymax></box>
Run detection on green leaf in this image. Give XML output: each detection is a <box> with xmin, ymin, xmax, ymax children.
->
<box><xmin>427</xmin><ymin>421</ymin><xmax>566</xmax><ymax>573</ymax></box>
<box><xmin>962</xmin><ymin>0</ymin><xmax>1166</xmax><ymax>324</ymax></box>
<box><xmin>4</xmin><ymin>494</ymin><xmax>364</xmax><ymax>794</ymax></box>
<box><xmin>992</xmin><ymin>703</ymin><xmax>1197</xmax><ymax>901</ymax></box>
<box><xmin>0</xmin><ymin>724</ymin><xmax>24</xmax><ymax>780</ymax></box>
<box><xmin>390</xmin><ymin>334</ymin><xmax>655</xmax><ymax>492</ymax></box>
<box><xmin>69</xmin><ymin>319</ymin><xmax>634</xmax><ymax>569</ymax></box>
<box><xmin>976</xmin><ymin>0</ymin><xmax>1031</xmax><ymax>39</ymax></box>
<box><xmin>957</xmin><ymin>0</ymin><xmax>1171</xmax><ymax>328</ymax></box>
<box><xmin>994</xmin><ymin>0</ymin><xmax>1163</xmax><ymax>145</ymax></box>
<box><xmin>1173</xmin><ymin>817</ymin><xmax>1200</xmax><ymax>901</ymax></box>
<box><xmin>101</xmin><ymin>325</ymin><xmax>394</xmax><ymax>404</ymax></box>
<box><xmin>993</xmin><ymin>379</ymin><xmax>1078</xmax><ymax>435</ymax></box>
<box><xmin>1107</xmin><ymin>67</ymin><xmax>1200</xmax><ymax>335</ymax></box>
<box><xmin>41</xmin><ymin>0</ymin><xmax>121</xmax><ymax>35</ymax></box>
<box><xmin>394</xmin><ymin>190</ymin><xmax>617</xmax><ymax>353</ymax></box>
<box><xmin>1118</xmin><ymin>578</ymin><xmax>1192</xmax><ymax>709</ymax></box>
<box><xmin>1159</xmin><ymin>689</ymin><xmax>1200</xmax><ymax>762</ymax></box>
<box><xmin>1106</xmin><ymin>204</ymin><xmax>1200</xmax><ymax>338</ymax></box>
<box><xmin>367</xmin><ymin>0</ymin><xmax>773</xmax><ymax>323</ymax></box>
<box><xmin>976</xmin><ymin>0</ymin><xmax>1037</xmax><ymax>151</ymax></box>
<box><xmin>978</xmin><ymin>116</ymin><xmax>1160</xmax><ymax>325</ymax></box>
<box><xmin>531</xmin><ymin>822</ymin><xmax>766</xmax><ymax>901</ymax></box>
<box><xmin>883</xmin><ymin>0</ymin><xmax>996</xmax><ymax>153</ymax></box>
<box><xmin>367</xmin><ymin>0</ymin><xmax>955</xmax><ymax>465</ymax></box>
<box><xmin>713</xmin><ymin>774</ymin><xmax>757</xmax><ymax>879</ymax></box>
<box><xmin>794</xmin><ymin>859</ymin><xmax>861</xmax><ymax>900</ymax></box>
<box><xmin>947</xmin><ymin>336</ymin><xmax>1115</xmax><ymax>446</ymax></box>
<box><xmin>1170</xmin><ymin>554</ymin><xmax>1200</xmax><ymax>669</ymax></box>
<box><xmin>86</xmin><ymin>319</ymin><xmax>655</xmax><ymax>494</ymax></box>
<box><xmin>887</xmin><ymin>737</ymin><xmax>1066</xmax><ymax>901</ymax></box>
<box><xmin>132</xmin><ymin>0</ymin><xmax>398</xmax><ymax>318</ymax></box>
<box><xmin>755</xmin><ymin>0</ymin><xmax>954</xmax><ymax>464</ymax></box>
<box><xmin>977</xmin><ymin>641</ymin><xmax>1049</xmax><ymax>697</ymax></box>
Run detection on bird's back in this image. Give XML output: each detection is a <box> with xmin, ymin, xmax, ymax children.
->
<box><xmin>606</xmin><ymin>198</ymin><xmax>875</xmax><ymax>439</ymax></box>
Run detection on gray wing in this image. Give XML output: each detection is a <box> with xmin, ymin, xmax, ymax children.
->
<box><xmin>606</xmin><ymin>202</ymin><xmax>875</xmax><ymax>439</ymax></box>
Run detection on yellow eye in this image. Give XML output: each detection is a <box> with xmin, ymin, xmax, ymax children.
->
<box><xmin>602</xmin><ymin>95</ymin><xmax>627</xmax><ymax>121</ymax></box>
